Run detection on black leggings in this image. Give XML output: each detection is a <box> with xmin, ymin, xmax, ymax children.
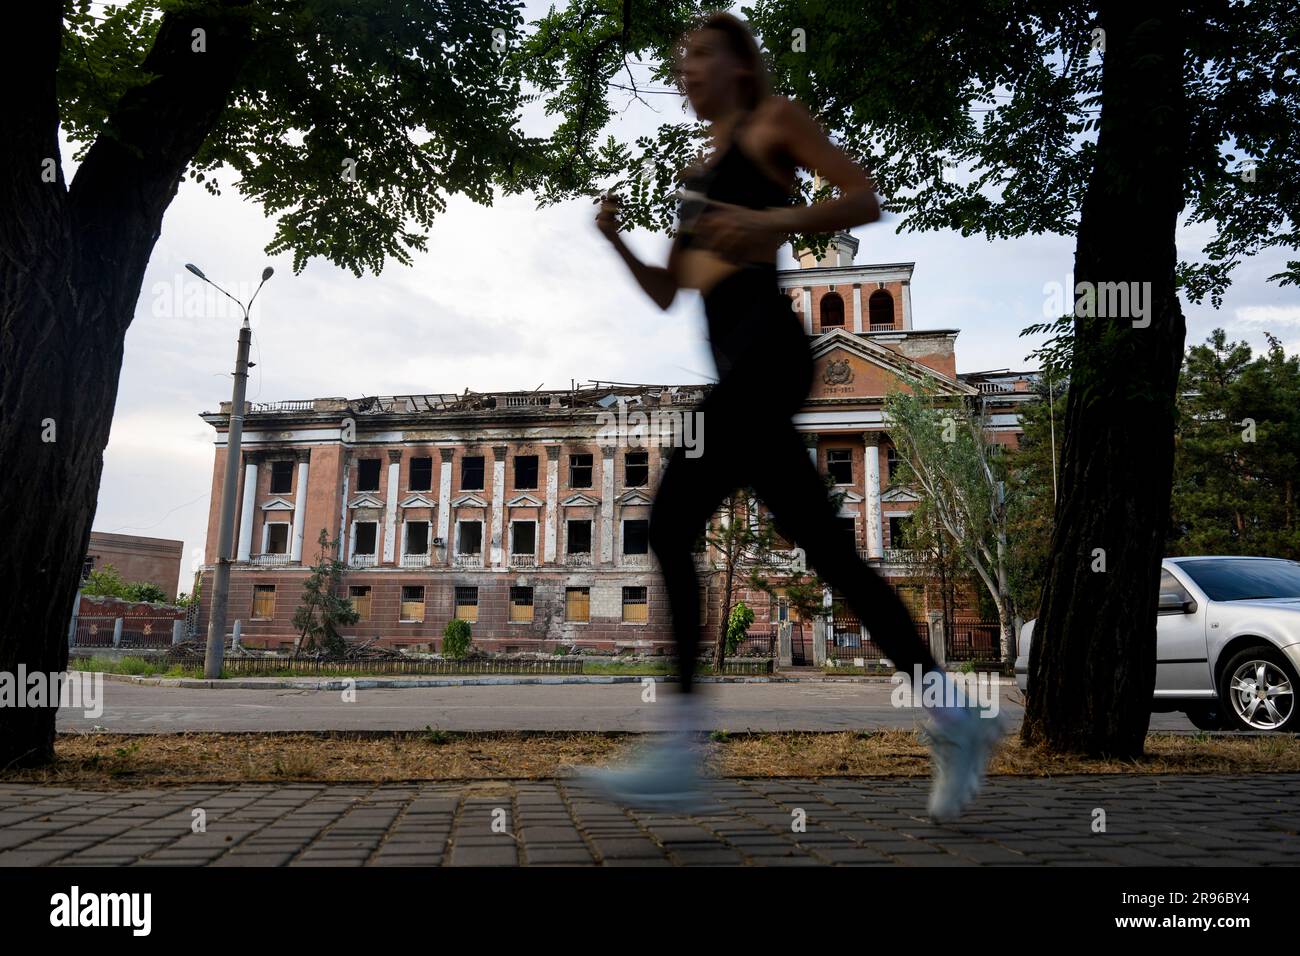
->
<box><xmin>649</xmin><ymin>264</ymin><xmax>938</xmax><ymax>691</ymax></box>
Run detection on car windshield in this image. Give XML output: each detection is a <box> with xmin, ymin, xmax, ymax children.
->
<box><xmin>1177</xmin><ymin>558</ymin><xmax>1300</xmax><ymax>602</ymax></box>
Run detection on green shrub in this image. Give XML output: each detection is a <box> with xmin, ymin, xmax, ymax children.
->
<box><xmin>724</xmin><ymin>601</ymin><xmax>755</xmax><ymax>655</ymax></box>
<box><xmin>442</xmin><ymin>618</ymin><xmax>472</xmax><ymax>659</ymax></box>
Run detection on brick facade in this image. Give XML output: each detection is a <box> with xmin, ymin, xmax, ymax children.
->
<box><xmin>195</xmin><ymin>251</ymin><xmax>1036</xmax><ymax>653</ymax></box>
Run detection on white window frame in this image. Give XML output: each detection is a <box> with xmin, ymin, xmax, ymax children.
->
<box><xmin>403</xmin><ymin>519</ymin><xmax>431</xmax><ymax>559</ymax></box>
<box><xmin>455</xmin><ymin>518</ymin><xmax>484</xmax><ymax>557</ymax></box>
<box><xmin>262</xmin><ymin>520</ymin><xmax>292</xmax><ymax>555</ymax></box>
<box><xmin>350</xmin><ymin>519</ymin><xmax>379</xmax><ymax>558</ymax></box>
<box><xmin>510</xmin><ymin>519</ymin><xmax>537</xmax><ymax>556</ymax></box>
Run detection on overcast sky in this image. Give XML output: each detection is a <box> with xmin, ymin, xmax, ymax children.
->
<box><xmin>79</xmin><ymin>5</ymin><xmax>1300</xmax><ymax>595</ymax></box>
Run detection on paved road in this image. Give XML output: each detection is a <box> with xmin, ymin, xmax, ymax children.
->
<box><xmin>55</xmin><ymin>679</ymin><xmax>1201</xmax><ymax>733</ymax></box>
<box><xmin>0</xmin><ymin>774</ymin><xmax>1293</xmax><ymax>866</ymax></box>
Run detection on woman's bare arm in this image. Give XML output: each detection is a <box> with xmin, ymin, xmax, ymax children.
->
<box><xmin>596</xmin><ymin>195</ymin><xmax>679</xmax><ymax>310</ymax></box>
<box><xmin>765</xmin><ymin>98</ymin><xmax>880</xmax><ymax>234</ymax></box>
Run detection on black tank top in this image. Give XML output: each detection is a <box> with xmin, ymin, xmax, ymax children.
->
<box><xmin>676</xmin><ymin>114</ymin><xmax>793</xmax><ymax>248</ymax></box>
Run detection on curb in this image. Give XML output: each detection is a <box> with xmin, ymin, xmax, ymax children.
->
<box><xmin>94</xmin><ymin>672</ymin><xmax>1014</xmax><ymax>690</ymax></box>
<box><xmin>98</xmin><ymin>673</ymin><xmax>790</xmax><ymax>690</ymax></box>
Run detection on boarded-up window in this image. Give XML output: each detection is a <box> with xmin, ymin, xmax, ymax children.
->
<box><xmin>400</xmin><ymin>586</ymin><xmax>425</xmax><ymax>622</ymax></box>
<box><xmin>252</xmin><ymin>585</ymin><xmax>276</xmax><ymax>620</ymax></box>
<box><xmin>455</xmin><ymin>586</ymin><xmax>478</xmax><ymax>622</ymax></box>
<box><xmin>622</xmin><ymin>586</ymin><xmax>648</xmax><ymax>623</ymax></box>
<box><xmin>565</xmin><ymin>587</ymin><xmax>590</xmax><ymax>623</ymax></box>
<box><xmin>350</xmin><ymin>586</ymin><xmax>372</xmax><ymax>622</ymax></box>
<box><xmin>510</xmin><ymin>586</ymin><xmax>534</xmax><ymax>623</ymax></box>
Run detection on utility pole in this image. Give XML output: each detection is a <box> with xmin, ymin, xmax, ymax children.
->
<box><xmin>189</xmin><ymin>264</ymin><xmax>273</xmax><ymax>679</ymax></box>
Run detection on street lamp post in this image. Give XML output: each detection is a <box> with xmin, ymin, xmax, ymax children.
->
<box><xmin>188</xmin><ymin>263</ymin><xmax>273</xmax><ymax>679</ymax></box>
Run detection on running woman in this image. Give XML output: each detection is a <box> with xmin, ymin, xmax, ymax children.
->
<box><xmin>586</xmin><ymin>12</ymin><xmax>1003</xmax><ymax>821</ymax></box>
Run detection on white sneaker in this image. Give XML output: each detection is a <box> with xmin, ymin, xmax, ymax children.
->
<box><xmin>922</xmin><ymin>708</ymin><xmax>1006</xmax><ymax>822</ymax></box>
<box><xmin>573</xmin><ymin>734</ymin><xmax>714</xmax><ymax>813</ymax></box>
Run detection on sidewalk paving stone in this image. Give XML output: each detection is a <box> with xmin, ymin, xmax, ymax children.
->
<box><xmin>0</xmin><ymin>774</ymin><xmax>1296</xmax><ymax>866</ymax></box>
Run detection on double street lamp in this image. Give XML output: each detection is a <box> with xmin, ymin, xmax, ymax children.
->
<box><xmin>187</xmin><ymin>263</ymin><xmax>274</xmax><ymax>679</ymax></box>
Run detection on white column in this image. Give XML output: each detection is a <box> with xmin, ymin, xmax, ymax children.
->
<box><xmin>490</xmin><ymin>445</ymin><xmax>507</xmax><ymax>566</ymax></box>
<box><xmin>864</xmin><ymin>433</ymin><xmax>884</xmax><ymax>559</ymax></box>
<box><xmin>437</xmin><ymin>448</ymin><xmax>453</xmax><ymax>563</ymax></box>
<box><xmin>852</xmin><ymin>284</ymin><xmax>863</xmax><ymax>333</ymax></box>
<box><xmin>236</xmin><ymin>458</ymin><xmax>258</xmax><ymax>561</ymax></box>
<box><xmin>901</xmin><ymin>280</ymin><xmax>913</xmax><ymax>330</ymax></box>
<box><xmin>337</xmin><ymin>451</ymin><xmax>350</xmax><ymax>560</ymax></box>
<box><xmin>382</xmin><ymin>450</ymin><xmax>401</xmax><ymax>563</ymax></box>
<box><xmin>801</xmin><ymin>288</ymin><xmax>813</xmax><ymax>334</ymax></box>
<box><xmin>290</xmin><ymin>453</ymin><xmax>310</xmax><ymax>562</ymax></box>
<box><xmin>544</xmin><ymin>445</ymin><xmax>559</xmax><ymax>563</ymax></box>
<box><xmin>600</xmin><ymin>445</ymin><xmax>616</xmax><ymax>565</ymax></box>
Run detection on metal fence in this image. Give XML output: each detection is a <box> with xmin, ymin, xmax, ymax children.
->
<box><xmin>204</xmin><ymin>656</ymin><xmax>587</xmax><ymax>675</ymax></box>
<box><xmin>825</xmin><ymin>615</ymin><xmax>883</xmax><ymax>660</ymax></box>
<box><xmin>730</xmin><ymin>629</ymin><xmax>776</xmax><ymax>659</ymax></box>
<box><xmin>823</xmin><ymin>618</ymin><xmax>931</xmax><ymax>663</ymax></box>
<box><xmin>945</xmin><ymin>618</ymin><xmax>1003</xmax><ymax>662</ymax></box>
<box><xmin>72</xmin><ymin>615</ymin><xmax>178</xmax><ymax>649</ymax></box>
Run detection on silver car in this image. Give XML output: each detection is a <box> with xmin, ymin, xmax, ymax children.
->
<box><xmin>1015</xmin><ymin>556</ymin><xmax>1300</xmax><ymax>731</ymax></box>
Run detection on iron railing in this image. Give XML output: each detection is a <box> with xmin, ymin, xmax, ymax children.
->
<box><xmin>72</xmin><ymin>615</ymin><xmax>179</xmax><ymax>649</ymax></box>
<box><xmin>945</xmin><ymin>618</ymin><xmax>1003</xmax><ymax>662</ymax></box>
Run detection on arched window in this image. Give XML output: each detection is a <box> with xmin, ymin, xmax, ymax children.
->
<box><xmin>820</xmin><ymin>292</ymin><xmax>845</xmax><ymax>328</ymax></box>
<box><xmin>868</xmin><ymin>290</ymin><xmax>894</xmax><ymax>330</ymax></box>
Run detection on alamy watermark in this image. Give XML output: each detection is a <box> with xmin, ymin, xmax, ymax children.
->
<box><xmin>595</xmin><ymin>400</ymin><xmax>704</xmax><ymax>458</ymax></box>
<box><xmin>890</xmin><ymin>666</ymin><xmax>1000</xmax><ymax>717</ymax></box>
<box><xmin>0</xmin><ymin>667</ymin><xmax>103</xmax><ymax>719</ymax></box>
<box><xmin>1043</xmin><ymin>275</ymin><xmax>1153</xmax><ymax>328</ymax></box>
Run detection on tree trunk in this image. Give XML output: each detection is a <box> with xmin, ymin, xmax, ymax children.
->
<box><xmin>1022</xmin><ymin>3</ymin><xmax>1186</xmax><ymax>758</ymax></box>
<box><xmin>0</xmin><ymin>5</ymin><xmax>252</xmax><ymax>767</ymax></box>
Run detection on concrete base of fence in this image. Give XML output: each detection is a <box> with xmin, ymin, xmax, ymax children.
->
<box><xmin>777</xmin><ymin>622</ymin><xmax>793</xmax><ymax>668</ymax></box>
<box><xmin>927</xmin><ymin>612</ymin><xmax>946</xmax><ymax>668</ymax></box>
<box><xmin>812</xmin><ymin>619</ymin><xmax>827</xmax><ymax>666</ymax></box>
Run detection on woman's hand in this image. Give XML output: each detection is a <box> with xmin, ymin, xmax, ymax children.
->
<box><xmin>694</xmin><ymin>201</ymin><xmax>783</xmax><ymax>261</ymax></box>
<box><xmin>595</xmin><ymin>193</ymin><xmax>622</xmax><ymax>242</ymax></box>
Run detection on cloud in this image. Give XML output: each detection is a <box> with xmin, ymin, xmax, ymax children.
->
<box><xmin>1234</xmin><ymin>305</ymin><xmax>1300</xmax><ymax>326</ymax></box>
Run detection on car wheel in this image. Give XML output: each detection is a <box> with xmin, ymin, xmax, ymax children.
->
<box><xmin>1217</xmin><ymin>646</ymin><xmax>1299</xmax><ymax>732</ymax></box>
<box><xmin>1183</xmin><ymin>703</ymin><xmax>1227</xmax><ymax>731</ymax></box>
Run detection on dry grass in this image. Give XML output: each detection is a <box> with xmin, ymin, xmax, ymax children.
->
<box><xmin>2</xmin><ymin>730</ymin><xmax>1296</xmax><ymax>788</ymax></box>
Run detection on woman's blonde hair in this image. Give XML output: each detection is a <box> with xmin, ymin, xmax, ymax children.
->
<box><xmin>684</xmin><ymin>12</ymin><xmax>770</xmax><ymax>110</ymax></box>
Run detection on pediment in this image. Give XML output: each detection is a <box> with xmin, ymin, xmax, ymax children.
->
<box><xmin>261</xmin><ymin>497</ymin><xmax>294</xmax><ymax>511</ymax></box>
<box><xmin>348</xmin><ymin>493</ymin><xmax>383</xmax><ymax>509</ymax></box>
<box><xmin>562</xmin><ymin>493</ymin><xmax>601</xmax><ymax>507</ymax></box>
<box><xmin>616</xmin><ymin>489</ymin><xmax>652</xmax><ymax>506</ymax></box>
<box><xmin>808</xmin><ymin>330</ymin><xmax>975</xmax><ymax>399</ymax></box>
<box><xmin>507</xmin><ymin>493</ymin><xmax>545</xmax><ymax>508</ymax></box>
<box><xmin>452</xmin><ymin>493</ymin><xmax>488</xmax><ymax>509</ymax></box>
<box><xmin>881</xmin><ymin>487</ymin><xmax>920</xmax><ymax>503</ymax></box>
<box><xmin>399</xmin><ymin>493</ymin><xmax>438</xmax><ymax>508</ymax></box>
